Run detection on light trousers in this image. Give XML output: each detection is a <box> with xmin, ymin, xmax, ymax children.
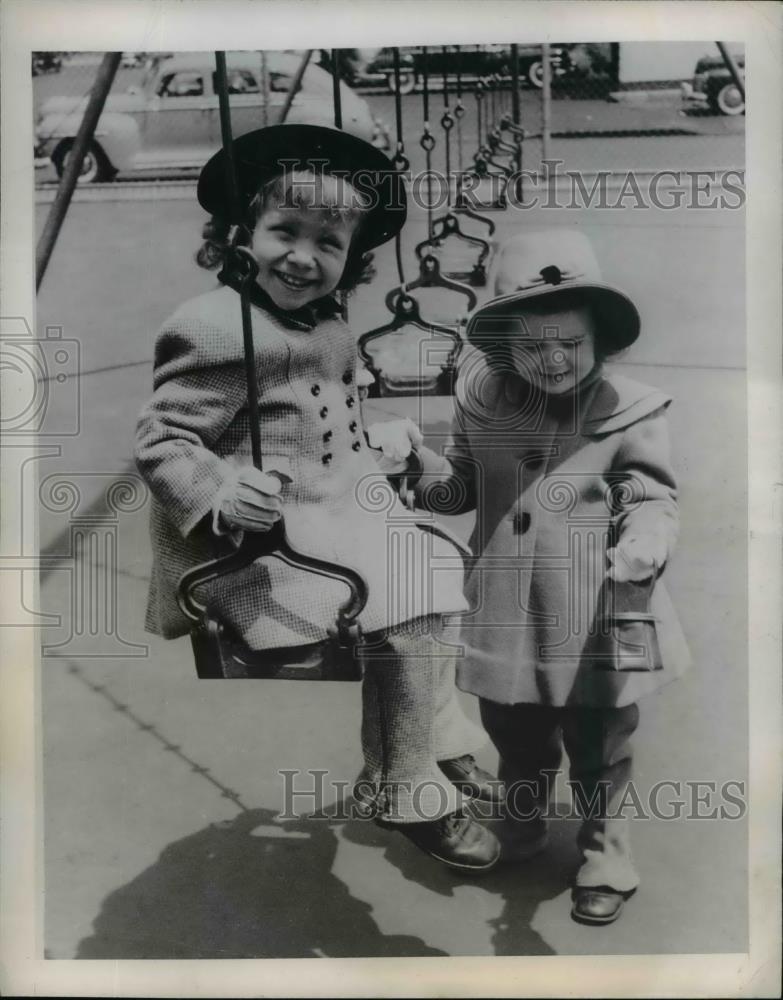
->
<box><xmin>355</xmin><ymin>616</ymin><xmax>486</xmax><ymax>824</ymax></box>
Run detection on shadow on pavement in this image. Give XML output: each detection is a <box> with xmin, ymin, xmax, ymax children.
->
<box><xmin>342</xmin><ymin>802</ymin><xmax>584</xmax><ymax>955</ymax></box>
<box><xmin>75</xmin><ymin>807</ymin><xmax>447</xmax><ymax>959</ymax></box>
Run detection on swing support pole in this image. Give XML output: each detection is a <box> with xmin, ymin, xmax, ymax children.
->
<box><xmin>510</xmin><ymin>44</ymin><xmax>522</xmax><ymax>202</ymax></box>
<box><xmin>277</xmin><ymin>50</ymin><xmax>313</xmax><ymax>124</ymax></box>
<box><xmin>35</xmin><ymin>52</ymin><xmax>121</xmax><ymax>290</ymax></box>
<box><xmin>715</xmin><ymin>42</ymin><xmax>745</xmax><ymax>100</ymax></box>
<box><xmin>541</xmin><ymin>43</ymin><xmax>552</xmax><ymax>164</ymax></box>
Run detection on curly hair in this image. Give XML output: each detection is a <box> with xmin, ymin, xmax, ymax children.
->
<box><xmin>196</xmin><ymin>170</ymin><xmax>377</xmax><ymax>294</ymax></box>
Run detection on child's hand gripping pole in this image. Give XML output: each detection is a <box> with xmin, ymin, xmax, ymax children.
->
<box><xmin>216</xmin><ymin>465</ymin><xmax>293</xmax><ymax>533</ymax></box>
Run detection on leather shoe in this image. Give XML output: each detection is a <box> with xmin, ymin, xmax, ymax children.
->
<box><xmin>571</xmin><ymin>886</ymin><xmax>630</xmax><ymax>925</ymax></box>
<box><xmin>377</xmin><ymin>810</ymin><xmax>501</xmax><ymax>874</ymax></box>
<box><xmin>438</xmin><ymin>754</ymin><xmax>506</xmax><ymax>804</ymax></box>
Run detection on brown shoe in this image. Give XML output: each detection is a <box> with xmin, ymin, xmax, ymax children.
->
<box><xmin>378</xmin><ymin>810</ymin><xmax>501</xmax><ymax>874</ymax></box>
<box><xmin>571</xmin><ymin>886</ymin><xmax>631</xmax><ymax>925</ymax></box>
<box><xmin>438</xmin><ymin>755</ymin><xmax>506</xmax><ymax>804</ymax></box>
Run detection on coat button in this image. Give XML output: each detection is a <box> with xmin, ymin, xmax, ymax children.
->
<box><xmin>323</xmin><ymin>430</ymin><xmax>333</xmax><ymax>443</ymax></box>
<box><xmin>322</xmin><ymin>453</ymin><xmax>333</xmax><ymax>465</ymax></box>
<box><xmin>513</xmin><ymin>511</ymin><xmax>531</xmax><ymax>534</ymax></box>
<box><xmin>352</xmin><ymin>441</ymin><xmax>361</xmax><ymax>451</ymax></box>
<box><xmin>349</xmin><ymin>420</ymin><xmax>358</xmax><ymax>433</ymax></box>
<box><xmin>346</xmin><ymin>396</ymin><xmax>355</xmax><ymax>408</ymax></box>
<box><xmin>319</xmin><ymin>406</ymin><xmax>329</xmax><ymax>418</ymax></box>
<box><xmin>311</xmin><ymin>384</ymin><xmax>321</xmax><ymax>396</ymax></box>
<box><xmin>342</xmin><ymin>370</ymin><xmax>353</xmax><ymax>384</ymax></box>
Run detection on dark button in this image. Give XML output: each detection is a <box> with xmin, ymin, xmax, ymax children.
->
<box><xmin>513</xmin><ymin>511</ymin><xmax>531</xmax><ymax>534</ymax></box>
<box><xmin>319</xmin><ymin>406</ymin><xmax>329</xmax><ymax>418</ymax></box>
<box><xmin>322</xmin><ymin>453</ymin><xmax>333</xmax><ymax>465</ymax></box>
<box><xmin>352</xmin><ymin>441</ymin><xmax>361</xmax><ymax>452</ymax></box>
<box><xmin>346</xmin><ymin>396</ymin><xmax>355</xmax><ymax>408</ymax></box>
<box><xmin>349</xmin><ymin>420</ymin><xmax>358</xmax><ymax>433</ymax></box>
<box><xmin>311</xmin><ymin>384</ymin><xmax>321</xmax><ymax>396</ymax></box>
<box><xmin>323</xmin><ymin>430</ymin><xmax>333</xmax><ymax>443</ymax></box>
<box><xmin>342</xmin><ymin>370</ymin><xmax>353</xmax><ymax>384</ymax></box>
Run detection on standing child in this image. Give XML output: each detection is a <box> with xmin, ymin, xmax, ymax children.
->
<box><xmin>408</xmin><ymin>229</ymin><xmax>691</xmax><ymax>920</ymax></box>
<box><xmin>134</xmin><ymin>124</ymin><xmax>502</xmax><ymax>873</ymax></box>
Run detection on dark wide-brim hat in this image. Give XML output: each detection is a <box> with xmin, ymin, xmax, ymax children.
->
<box><xmin>197</xmin><ymin>123</ymin><xmax>407</xmax><ymax>251</ymax></box>
<box><xmin>467</xmin><ymin>230</ymin><xmax>640</xmax><ymax>355</ymax></box>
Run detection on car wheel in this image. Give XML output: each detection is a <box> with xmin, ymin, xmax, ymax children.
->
<box><xmin>387</xmin><ymin>71</ymin><xmax>415</xmax><ymax>95</ymax></box>
<box><xmin>53</xmin><ymin>140</ymin><xmax>115</xmax><ymax>184</ymax></box>
<box><xmin>527</xmin><ymin>60</ymin><xmax>544</xmax><ymax>88</ymax></box>
<box><xmin>713</xmin><ymin>82</ymin><xmax>745</xmax><ymax>116</ymax></box>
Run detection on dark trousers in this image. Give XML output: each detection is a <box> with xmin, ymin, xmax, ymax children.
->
<box><xmin>479</xmin><ymin>699</ymin><xmax>641</xmax><ymax>892</ymax></box>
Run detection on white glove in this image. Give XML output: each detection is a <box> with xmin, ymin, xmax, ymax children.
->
<box><xmin>366</xmin><ymin>418</ymin><xmax>424</xmax><ymax>475</ymax></box>
<box><xmin>217</xmin><ymin>466</ymin><xmax>286</xmax><ymax>533</ymax></box>
<box><xmin>607</xmin><ymin>534</ymin><xmax>667</xmax><ymax>582</ymax></box>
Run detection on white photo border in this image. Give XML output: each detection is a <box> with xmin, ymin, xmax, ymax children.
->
<box><xmin>1</xmin><ymin>1</ymin><xmax>780</xmax><ymax>996</ymax></box>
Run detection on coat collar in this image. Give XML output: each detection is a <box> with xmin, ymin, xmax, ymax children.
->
<box><xmin>218</xmin><ymin>267</ymin><xmax>343</xmax><ymax>331</ymax></box>
<box><xmin>500</xmin><ymin>367</ymin><xmax>671</xmax><ymax>435</ymax></box>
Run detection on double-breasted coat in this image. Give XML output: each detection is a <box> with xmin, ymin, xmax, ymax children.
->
<box><xmin>135</xmin><ymin>284</ymin><xmax>468</xmax><ymax>650</ymax></box>
<box><xmin>415</xmin><ymin>347</ymin><xmax>692</xmax><ymax>707</ymax></box>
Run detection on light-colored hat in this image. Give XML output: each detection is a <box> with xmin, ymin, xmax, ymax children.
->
<box><xmin>467</xmin><ymin>229</ymin><xmax>640</xmax><ymax>355</ymax></box>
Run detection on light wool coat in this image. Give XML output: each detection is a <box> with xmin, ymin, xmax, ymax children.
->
<box><xmin>135</xmin><ymin>284</ymin><xmax>468</xmax><ymax>649</ymax></box>
<box><xmin>416</xmin><ymin>347</ymin><xmax>691</xmax><ymax>707</ymax></box>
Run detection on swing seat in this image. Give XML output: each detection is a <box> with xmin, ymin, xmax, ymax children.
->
<box><xmin>376</xmin><ymin>369</ymin><xmax>456</xmax><ymax>397</ymax></box>
<box><xmin>359</xmin><ymin>292</ymin><xmax>463</xmax><ymax>398</ymax></box>
<box><xmin>178</xmin><ymin>523</ymin><xmax>368</xmax><ymax>681</ymax></box>
<box><xmin>189</xmin><ymin>614</ymin><xmax>363</xmax><ymax>680</ymax></box>
<box><xmin>362</xmin><ymin>329</ymin><xmax>459</xmax><ymax>396</ymax></box>
<box><xmin>445</xmin><ymin>264</ymin><xmax>487</xmax><ymax>287</ymax></box>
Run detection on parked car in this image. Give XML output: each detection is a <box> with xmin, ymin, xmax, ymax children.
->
<box><xmin>343</xmin><ymin>44</ymin><xmax>570</xmax><ymax>95</ymax></box>
<box><xmin>34</xmin><ymin>51</ymin><xmax>391</xmax><ymax>183</ymax></box>
<box><xmin>120</xmin><ymin>52</ymin><xmax>147</xmax><ymax>69</ymax></box>
<box><xmin>32</xmin><ymin>52</ymin><xmax>63</xmax><ymax>76</ymax></box>
<box><xmin>681</xmin><ymin>52</ymin><xmax>745</xmax><ymax>116</ymax></box>
<box><xmin>348</xmin><ymin>48</ymin><xmax>417</xmax><ymax>94</ymax></box>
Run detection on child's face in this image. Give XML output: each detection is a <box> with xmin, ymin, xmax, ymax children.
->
<box><xmin>508</xmin><ymin>300</ymin><xmax>597</xmax><ymax>395</ymax></box>
<box><xmin>251</xmin><ymin>172</ymin><xmax>363</xmax><ymax>311</ymax></box>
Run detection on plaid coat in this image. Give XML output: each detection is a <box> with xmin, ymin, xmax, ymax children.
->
<box><xmin>416</xmin><ymin>348</ymin><xmax>692</xmax><ymax>707</ymax></box>
<box><xmin>135</xmin><ymin>284</ymin><xmax>468</xmax><ymax>649</ymax></box>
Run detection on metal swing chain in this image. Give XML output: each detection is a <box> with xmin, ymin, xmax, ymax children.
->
<box><xmin>391</xmin><ymin>47</ymin><xmax>409</xmax><ymax>287</ymax></box>
<box><xmin>419</xmin><ymin>46</ymin><xmax>436</xmax><ymax>246</ymax></box>
<box><xmin>330</xmin><ymin>49</ymin><xmax>349</xmax><ymax>321</ymax></box>
<box><xmin>214</xmin><ymin>51</ymin><xmax>264</xmax><ymax>472</ymax></box>
<box><xmin>454</xmin><ymin>46</ymin><xmax>466</xmax><ymax>209</ymax></box>
<box><xmin>440</xmin><ymin>45</ymin><xmax>454</xmax><ymax>208</ymax></box>
<box><xmin>331</xmin><ymin>48</ymin><xmax>343</xmax><ymax>129</ymax></box>
<box><xmin>475</xmin><ymin>78</ymin><xmax>485</xmax><ymax>166</ymax></box>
